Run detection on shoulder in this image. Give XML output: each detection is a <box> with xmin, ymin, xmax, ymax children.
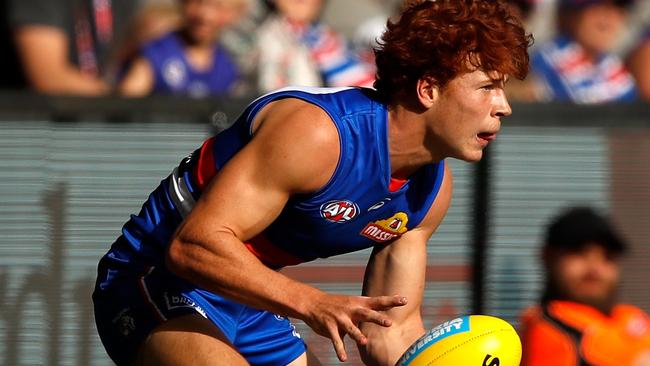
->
<box><xmin>520</xmin><ymin>305</ymin><xmax>579</xmax><ymax>366</ymax></box>
<box><xmin>612</xmin><ymin>304</ymin><xmax>650</xmax><ymax>327</ymax></box>
<box><xmin>254</xmin><ymin>98</ymin><xmax>339</xmax><ymax>156</ymax></box>
<box><xmin>142</xmin><ymin>31</ymin><xmax>179</xmax><ymax>54</ymax></box>
<box><xmin>254</xmin><ymin>97</ymin><xmax>335</xmax><ymax>134</ymax></box>
<box><xmin>614</xmin><ymin>304</ymin><xmax>649</xmax><ymax>316</ymax></box>
<box><xmin>250</xmin><ymin>98</ymin><xmax>340</xmax><ymax>193</ymax></box>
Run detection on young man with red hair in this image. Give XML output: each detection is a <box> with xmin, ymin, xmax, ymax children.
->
<box><xmin>92</xmin><ymin>1</ymin><xmax>531</xmax><ymax>365</ymax></box>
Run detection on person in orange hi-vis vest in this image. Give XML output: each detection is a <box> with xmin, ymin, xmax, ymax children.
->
<box><xmin>520</xmin><ymin>206</ymin><xmax>650</xmax><ymax>366</ymax></box>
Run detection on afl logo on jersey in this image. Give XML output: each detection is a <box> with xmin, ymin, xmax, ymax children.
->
<box><xmin>320</xmin><ymin>200</ymin><xmax>359</xmax><ymax>223</ymax></box>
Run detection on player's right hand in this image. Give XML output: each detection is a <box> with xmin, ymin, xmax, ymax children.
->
<box><xmin>301</xmin><ymin>293</ymin><xmax>408</xmax><ymax>362</ymax></box>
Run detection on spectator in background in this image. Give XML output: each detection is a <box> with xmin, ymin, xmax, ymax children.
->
<box><xmin>520</xmin><ymin>207</ymin><xmax>650</xmax><ymax>366</ymax></box>
<box><xmin>627</xmin><ymin>27</ymin><xmax>650</xmax><ymax>100</ymax></box>
<box><xmin>528</xmin><ymin>0</ymin><xmax>637</xmax><ymax>103</ymax></box>
<box><xmin>255</xmin><ymin>0</ymin><xmax>375</xmax><ymax>93</ymax></box>
<box><xmin>118</xmin><ymin>2</ymin><xmax>183</xmax><ymax>67</ymax></box>
<box><xmin>351</xmin><ymin>0</ymin><xmax>391</xmax><ymax>66</ymax></box>
<box><xmin>8</xmin><ymin>0</ymin><xmax>139</xmax><ymax>95</ymax></box>
<box><xmin>119</xmin><ymin>0</ymin><xmax>247</xmax><ymax>97</ymax></box>
<box><xmin>219</xmin><ymin>0</ymin><xmax>272</xmax><ymax>95</ymax></box>
<box><xmin>504</xmin><ymin>0</ymin><xmax>545</xmax><ymax>102</ymax></box>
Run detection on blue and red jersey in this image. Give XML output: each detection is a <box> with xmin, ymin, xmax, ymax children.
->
<box><xmin>102</xmin><ymin>87</ymin><xmax>445</xmax><ymax>273</ymax></box>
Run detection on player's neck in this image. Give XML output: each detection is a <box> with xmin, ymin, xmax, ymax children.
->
<box><xmin>387</xmin><ymin>104</ymin><xmax>441</xmax><ymax>179</ymax></box>
<box><xmin>180</xmin><ymin>28</ymin><xmax>218</xmax><ymax>51</ymax></box>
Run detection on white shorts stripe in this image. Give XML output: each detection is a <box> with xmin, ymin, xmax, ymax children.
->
<box><xmin>138</xmin><ymin>267</ymin><xmax>167</xmax><ymax>322</ymax></box>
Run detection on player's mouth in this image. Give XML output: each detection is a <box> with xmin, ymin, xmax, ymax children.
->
<box><xmin>477</xmin><ymin>132</ymin><xmax>497</xmax><ymax>145</ymax></box>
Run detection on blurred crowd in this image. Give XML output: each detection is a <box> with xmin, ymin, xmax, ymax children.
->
<box><xmin>0</xmin><ymin>0</ymin><xmax>648</xmax><ymax>102</ymax></box>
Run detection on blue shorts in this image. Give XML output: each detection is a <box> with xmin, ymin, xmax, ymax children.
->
<box><xmin>93</xmin><ymin>257</ymin><xmax>306</xmax><ymax>366</ymax></box>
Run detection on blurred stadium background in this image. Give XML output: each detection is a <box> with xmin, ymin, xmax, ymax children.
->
<box><xmin>0</xmin><ymin>96</ymin><xmax>648</xmax><ymax>365</ymax></box>
<box><xmin>1</xmin><ymin>0</ymin><xmax>650</xmax><ymax>364</ymax></box>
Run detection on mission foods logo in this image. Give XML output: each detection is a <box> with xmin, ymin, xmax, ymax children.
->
<box><xmin>320</xmin><ymin>200</ymin><xmax>359</xmax><ymax>223</ymax></box>
<box><xmin>361</xmin><ymin>212</ymin><xmax>409</xmax><ymax>242</ymax></box>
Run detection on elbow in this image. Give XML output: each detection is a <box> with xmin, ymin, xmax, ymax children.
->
<box><xmin>165</xmin><ymin>237</ymin><xmax>194</xmax><ymax>278</ymax></box>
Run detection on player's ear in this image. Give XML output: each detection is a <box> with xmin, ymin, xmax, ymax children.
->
<box><xmin>415</xmin><ymin>77</ymin><xmax>439</xmax><ymax>109</ymax></box>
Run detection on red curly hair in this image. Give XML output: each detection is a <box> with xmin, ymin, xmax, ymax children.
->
<box><xmin>374</xmin><ymin>0</ymin><xmax>533</xmax><ymax>102</ymax></box>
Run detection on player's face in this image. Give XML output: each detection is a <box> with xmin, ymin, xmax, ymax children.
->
<box><xmin>550</xmin><ymin>243</ymin><xmax>620</xmax><ymax>309</ymax></box>
<box><xmin>182</xmin><ymin>0</ymin><xmax>243</xmax><ymax>44</ymax></box>
<box><xmin>428</xmin><ymin>69</ymin><xmax>511</xmax><ymax>162</ymax></box>
<box><xmin>274</xmin><ymin>0</ymin><xmax>323</xmax><ymax>24</ymax></box>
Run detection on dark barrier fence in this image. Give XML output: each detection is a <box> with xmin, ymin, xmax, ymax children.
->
<box><xmin>1</xmin><ymin>92</ymin><xmax>648</xmax><ymax>365</ymax></box>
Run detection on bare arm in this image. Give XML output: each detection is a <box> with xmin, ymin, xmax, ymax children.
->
<box><xmin>118</xmin><ymin>56</ymin><xmax>155</xmax><ymax>96</ymax></box>
<box><xmin>359</xmin><ymin>163</ymin><xmax>453</xmax><ymax>366</ymax></box>
<box><xmin>166</xmin><ymin>99</ymin><xmax>407</xmax><ymax>362</ymax></box>
<box><xmin>14</xmin><ymin>25</ymin><xmax>109</xmax><ymax>95</ymax></box>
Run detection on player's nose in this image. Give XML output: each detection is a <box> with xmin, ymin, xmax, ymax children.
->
<box><xmin>493</xmin><ymin>90</ymin><xmax>512</xmax><ymax>118</ymax></box>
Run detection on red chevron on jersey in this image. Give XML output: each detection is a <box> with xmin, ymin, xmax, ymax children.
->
<box><xmin>194</xmin><ymin>136</ymin><xmax>218</xmax><ymax>190</ymax></box>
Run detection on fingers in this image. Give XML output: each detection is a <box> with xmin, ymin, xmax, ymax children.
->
<box><xmin>330</xmin><ymin>321</ymin><xmax>370</xmax><ymax>361</ymax></box>
<box><xmin>315</xmin><ymin>294</ymin><xmax>408</xmax><ymax>361</ymax></box>
<box><xmin>356</xmin><ymin>307</ymin><xmax>393</xmax><ymax>327</ymax></box>
<box><xmin>328</xmin><ymin>323</ymin><xmax>348</xmax><ymax>362</ymax></box>
<box><xmin>344</xmin><ymin>320</ymin><xmax>368</xmax><ymax>346</ymax></box>
<box><xmin>367</xmin><ymin>294</ymin><xmax>408</xmax><ymax>311</ymax></box>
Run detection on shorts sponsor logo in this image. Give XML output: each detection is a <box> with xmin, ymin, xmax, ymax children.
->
<box><xmin>396</xmin><ymin>317</ymin><xmax>470</xmax><ymax>366</ymax></box>
<box><xmin>164</xmin><ymin>292</ymin><xmax>207</xmax><ymax>318</ymax></box>
<box><xmin>291</xmin><ymin>323</ymin><xmax>301</xmax><ymax>339</ymax></box>
<box><xmin>360</xmin><ymin>212</ymin><xmax>409</xmax><ymax>243</ymax></box>
<box><xmin>320</xmin><ymin>200</ymin><xmax>359</xmax><ymax>223</ymax></box>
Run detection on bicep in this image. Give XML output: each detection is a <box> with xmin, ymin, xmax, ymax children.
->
<box><xmin>174</xmin><ymin>102</ymin><xmax>340</xmax><ymax>246</ymax></box>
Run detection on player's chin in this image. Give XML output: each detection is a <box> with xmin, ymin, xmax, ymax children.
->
<box><xmin>455</xmin><ymin>148</ymin><xmax>484</xmax><ymax>163</ymax></box>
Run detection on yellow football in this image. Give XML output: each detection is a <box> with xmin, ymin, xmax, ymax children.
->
<box><xmin>395</xmin><ymin>315</ymin><xmax>522</xmax><ymax>366</ymax></box>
